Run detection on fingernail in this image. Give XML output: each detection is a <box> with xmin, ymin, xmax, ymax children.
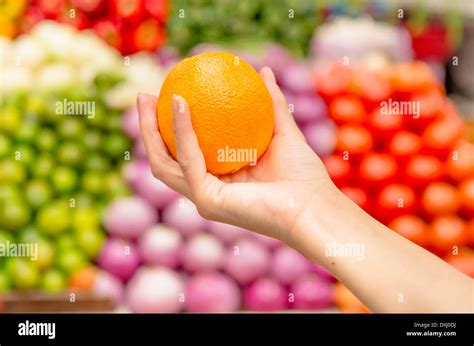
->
<box><xmin>172</xmin><ymin>94</ymin><xmax>183</xmax><ymax>114</ymax></box>
<box><xmin>264</xmin><ymin>66</ymin><xmax>276</xmax><ymax>83</ymax></box>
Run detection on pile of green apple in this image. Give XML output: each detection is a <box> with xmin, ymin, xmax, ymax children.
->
<box><xmin>0</xmin><ymin>82</ymin><xmax>131</xmax><ymax>294</ymax></box>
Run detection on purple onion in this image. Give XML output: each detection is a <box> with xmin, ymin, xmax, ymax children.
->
<box><xmin>185</xmin><ymin>272</ymin><xmax>241</xmax><ymax>312</ymax></box>
<box><xmin>98</xmin><ymin>238</ymin><xmax>140</xmax><ymax>282</ymax></box>
<box><xmin>244</xmin><ymin>277</ymin><xmax>287</xmax><ymax>311</ymax></box>
<box><xmin>271</xmin><ymin>246</ymin><xmax>310</xmax><ymax>285</ymax></box>
<box><xmin>301</xmin><ymin>120</ymin><xmax>337</xmax><ymax>157</ymax></box>
<box><xmin>138</xmin><ymin>224</ymin><xmax>182</xmax><ymax>268</ymax></box>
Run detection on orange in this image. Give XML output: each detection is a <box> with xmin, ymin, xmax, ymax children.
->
<box><xmin>157</xmin><ymin>52</ymin><xmax>274</xmax><ymax>175</ymax></box>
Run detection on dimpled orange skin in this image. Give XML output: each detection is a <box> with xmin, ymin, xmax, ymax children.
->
<box><xmin>157</xmin><ymin>52</ymin><xmax>275</xmax><ymax>175</ymax></box>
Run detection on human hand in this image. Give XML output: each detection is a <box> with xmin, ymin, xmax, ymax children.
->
<box><xmin>137</xmin><ymin>67</ymin><xmax>335</xmax><ymax>245</ymax></box>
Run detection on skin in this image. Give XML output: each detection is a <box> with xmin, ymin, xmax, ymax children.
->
<box><xmin>137</xmin><ymin>66</ymin><xmax>473</xmax><ymax>313</ymax></box>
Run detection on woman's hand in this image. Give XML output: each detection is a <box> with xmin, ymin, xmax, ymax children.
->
<box><xmin>137</xmin><ymin>66</ymin><xmax>334</xmax><ymax>245</ymax></box>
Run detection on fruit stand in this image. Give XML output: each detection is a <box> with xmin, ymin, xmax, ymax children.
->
<box><xmin>0</xmin><ymin>0</ymin><xmax>473</xmax><ymax>314</ymax></box>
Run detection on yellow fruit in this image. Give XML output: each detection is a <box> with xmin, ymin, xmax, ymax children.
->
<box><xmin>157</xmin><ymin>52</ymin><xmax>274</xmax><ymax>175</ymax></box>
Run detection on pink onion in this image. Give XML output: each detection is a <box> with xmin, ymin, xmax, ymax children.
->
<box><xmin>182</xmin><ymin>233</ymin><xmax>225</xmax><ymax>272</ymax></box>
<box><xmin>292</xmin><ymin>94</ymin><xmax>327</xmax><ymax>124</ymax></box>
<box><xmin>302</xmin><ymin>120</ymin><xmax>337</xmax><ymax>157</ymax></box>
<box><xmin>207</xmin><ymin>221</ymin><xmax>247</xmax><ymax>244</ymax></box>
<box><xmin>122</xmin><ymin>108</ymin><xmax>140</xmax><ymax>139</ymax></box>
<box><xmin>92</xmin><ymin>270</ymin><xmax>124</xmax><ymax>305</ymax></box>
<box><xmin>185</xmin><ymin>272</ymin><xmax>241</xmax><ymax>312</ymax></box>
<box><xmin>271</xmin><ymin>246</ymin><xmax>310</xmax><ymax>284</ymax></box>
<box><xmin>244</xmin><ymin>277</ymin><xmax>287</xmax><ymax>311</ymax></box>
<box><xmin>162</xmin><ymin>197</ymin><xmax>206</xmax><ymax>237</ymax></box>
<box><xmin>280</xmin><ymin>63</ymin><xmax>314</xmax><ymax>95</ymax></box>
<box><xmin>132</xmin><ymin>161</ymin><xmax>179</xmax><ymax>209</ymax></box>
<box><xmin>138</xmin><ymin>224</ymin><xmax>182</xmax><ymax>268</ymax></box>
<box><xmin>126</xmin><ymin>267</ymin><xmax>185</xmax><ymax>313</ymax></box>
<box><xmin>98</xmin><ymin>238</ymin><xmax>140</xmax><ymax>282</ymax></box>
<box><xmin>104</xmin><ymin>196</ymin><xmax>158</xmax><ymax>240</ymax></box>
<box><xmin>290</xmin><ymin>274</ymin><xmax>334</xmax><ymax>310</ymax></box>
<box><xmin>225</xmin><ymin>238</ymin><xmax>270</xmax><ymax>285</ymax></box>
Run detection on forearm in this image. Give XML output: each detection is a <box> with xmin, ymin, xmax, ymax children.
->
<box><xmin>291</xmin><ymin>184</ymin><xmax>473</xmax><ymax>313</ymax></box>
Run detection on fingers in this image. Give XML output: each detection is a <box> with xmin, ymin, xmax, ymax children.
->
<box><xmin>259</xmin><ymin>67</ymin><xmax>305</xmax><ymax>140</ymax></box>
<box><xmin>136</xmin><ymin>93</ymin><xmax>190</xmax><ymax>196</ymax></box>
<box><xmin>172</xmin><ymin>95</ymin><xmax>208</xmax><ymax>198</ymax></box>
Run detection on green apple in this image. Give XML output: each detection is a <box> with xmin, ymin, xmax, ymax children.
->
<box><xmin>75</xmin><ymin>228</ymin><xmax>105</xmax><ymax>259</ymax></box>
<box><xmin>0</xmin><ymin>198</ymin><xmax>31</xmax><ymax>231</ymax></box>
<box><xmin>34</xmin><ymin>238</ymin><xmax>55</xmax><ymax>269</ymax></box>
<box><xmin>81</xmin><ymin>171</ymin><xmax>104</xmax><ymax>195</ymax></box>
<box><xmin>40</xmin><ymin>268</ymin><xmax>66</xmax><ymax>293</ymax></box>
<box><xmin>37</xmin><ymin>201</ymin><xmax>71</xmax><ymax>235</ymax></box>
<box><xmin>72</xmin><ymin>207</ymin><xmax>99</xmax><ymax>231</ymax></box>
<box><xmin>7</xmin><ymin>258</ymin><xmax>40</xmax><ymax>289</ymax></box>
<box><xmin>52</xmin><ymin>166</ymin><xmax>78</xmax><ymax>194</ymax></box>
<box><xmin>18</xmin><ymin>226</ymin><xmax>42</xmax><ymax>243</ymax></box>
<box><xmin>25</xmin><ymin>179</ymin><xmax>53</xmax><ymax>209</ymax></box>
<box><xmin>57</xmin><ymin>141</ymin><xmax>84</xmax><ymax>166</ymax></box>
<box><xmin>13</xmin><ymin>144</ymin><xmax>35</xmax><ymax>165</ymax></box>
<box><xmin>58</xmin><ymin>118</ymin><xmax>85</xmax><ymax>139</ymax></box>
<box><xmin>84</xmin><ymin>153</ymin><xmax>110</xmax><ymax>171</ymax></box>
<box><xmin>32</xmin><ymin>154</ymin><xmax>55</xmax><ymax>178</ymax></box>
<box><xmin>103</xmin><ymin>132</ymin><xmax>130</xmax><ymax>158</ymax></box>
<box><xmin>83</xmin><ymin>130</ymin><xmax>103</xmax><ymax>151</ymax></box>
<box><xmin>0</xmin><ymin>159</ymin><xmax>26</xmax><ymax>184</ymax></box>
<box><xmin>56</xmin><ymin>234</ymin><xmax>76</xmax><ymax>251</ymax></box>
<box><xmin>56</xmin><ymin>248</ymin><xmax>87</xmax><ymax>275</ymax></box>
<box><xmin>0</xmin><ymin>106</ymin><xmax>21</xmax><ymax>134</ymax></box>
<box><xmin>36</xmin><ymin>128</ymin><xmax>57</xmax><ymax>152</ymax></box>
<box><xmin>15</xmin><ymin>120</ymin><xmax>38</xmax><ymax>144</ymax></box>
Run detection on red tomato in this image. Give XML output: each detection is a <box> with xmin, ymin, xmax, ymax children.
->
<box><xmin>37</xmin><ymin>0</ymin><xmax>66</xmax><ymax>18</ymax></box>
<box><xmin>352</xmin><ymin>68</ymin><xmax>391</xmax><ymax>105</ymax></box>
<box><xmin>467</xmin><ymin>219</ymin><xmax>474</xmax><ymax>247</ymax></box>
<box><xmin>446</xmin><ymin>141</ymin><xmax>474</xmax><ymax>182</ymax></box>
<box><xmin>368</xmin><ymin>108</ymin><xmax>403</xmax><ymax>143</ymax></box>
<box><xmin>329</xmin><ymin>96</ymin><xmax>366</xmax><ymax>125</ymax></box>
<box><xmin>429</xmin><ymin>215</ymin><xmax>467</xmax><ymax>253</ymax></box>
<box><xmin>421</xmin><ymin>182</ymin><xmax>460</xmax><ymax>216</ymax></box>
<box><xmin>71</xmin><ymin>0</ymin><xmax>104</xmax><ymax>13</ymax></box>
<box><xmin>359</xmin><ymin>153</ymin><xmax>397</xmax><ymax>187</ymax></box>
<box><xmin>405</xmin><ymin>155</ymin><xmax>443</xmax><ymax>187</ymax></box>
<box><xmin>405</xmin><ymin>90</ymin><xmax>444</xmax><ymax>131</ymax></box>
<box><xmin>422</xmin><ymin>119</ymin><xmax>464</xmax><ymax>159</ymax></box>
<box><xmin>445</xmin><ymin>249</ymin><xmax>474</xmax><ymax>278</ymax></box>
<box><xmin>377</xmin><ymin>184</ymin><xmax>416</xmax><ymax>222</ymax></box>
<box><xmin>132</xmin><ymin>19</ymin><xmax>166</xmax><ymax>52</ymax></box>
<box><xmin>389</xmin><ymin>215</ymin><xmax>428</xmax><ymax>247</ymax></box>
<box><xmin>389</xmin><ymin>130</ymin><xmax>422</xmax><ymax>161</ymax></box>
<box><xmin>93</xmin><ymin>19</ymin><xmax>122</xmax><ymax>52</ymax></box>
<box><xmin>336</xmin><ymin>124</ymin><xmax>373</xmax><ymax>158</ymax></box>
<box><xmin>57</xmin><ymin>8</ymin><xmax>90</xmax><ymax>30</ymax></box>
<box><xmin>113</xmin><ymin>0</ymin><xmax>144</xmax><ymax>19</ymax></box>
<box><xmin>459</xmin><ymin>178</ymin><xmax>474</xmax><ymax>216</ymax></box>
<box><xmin>340</xmin><ymin>186</ymin><xmax>370</xmax><ymax>212</ymax></box>
<box><xmin>144</xmin><ymin>0</ymin><xmax>168</xmax><ymax>22</ymax></box>
<box><xmin>314</xmin><ymin>62</ymin><xmax>352</xmax><ymax>100</ymax></box>
<box><xmin>390</xmin><ymin>62</ymin><xmax>437</xmax><ymax>94</ymax></box>
<box><xmin>323</xmin><ymin>155</ymin><xmax>351</xmax><ymax>187</ymax></box>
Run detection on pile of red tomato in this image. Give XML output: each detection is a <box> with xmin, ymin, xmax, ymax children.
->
<box><xmin>316</xmin><ymin>61</ymin><xmax>474</xmax><ymax>278</ymax></box>
<box><xmin>9</xmin><ymin>0</ymin><xmax>168</xmax><ymax>54</ymax></box>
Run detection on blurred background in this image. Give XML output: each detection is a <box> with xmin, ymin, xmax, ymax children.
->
<box><xmin>0</xmin><ymin>0</ymin><xmax>473</xmax><ymax>313</ymax></box>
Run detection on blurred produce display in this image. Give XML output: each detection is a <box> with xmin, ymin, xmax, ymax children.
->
<box><xmin>316</xmin><ymin>60</ymin><xmax>474</xmax><ymax>277</ymax></box>
<box><xmin>1</xmin><ymin>0</ymin><xmax>473</xmax><ymax>315</ymax></box>
<box><xmin>0</xmin><ymin>22</ymin><xmax>136</xmax><ymax>294</ymax></box>
<box><xmin>0</xmin><ymin>0</ymin><xmax>168</xmax><ymax>54</ymax></box>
